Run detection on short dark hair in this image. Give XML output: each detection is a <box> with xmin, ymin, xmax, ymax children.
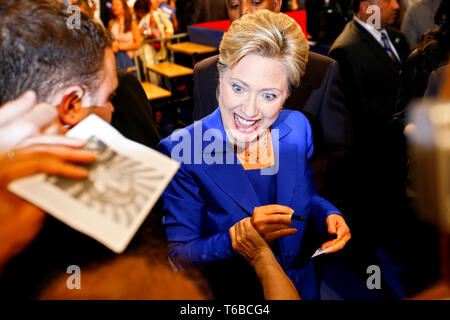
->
<box><xmin>0</xmin><ymin>0</ymin><xmax>112</xmax><ymax>106</ymax></box>
<box><xmin>351</xmin><ymin>0</ymin><xmax>366</xmax><ymax>13</ymax></box>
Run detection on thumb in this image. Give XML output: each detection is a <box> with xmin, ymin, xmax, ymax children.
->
<box><xmin>328</xmin><ymin>222</ymin><xmax>337</xmax><ymax>234</ymax></box>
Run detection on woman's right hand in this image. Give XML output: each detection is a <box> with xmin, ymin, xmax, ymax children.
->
<box><xmin>229</xmin><ymin>217</ymin><xmax>272</xmax><ymax>266</ymax></box>
<box><xmin>251</xmin><ymin>205</ymin><xmax>297</xmax><ymax>243</ymax></box>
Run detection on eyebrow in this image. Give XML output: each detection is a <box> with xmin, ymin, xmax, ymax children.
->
<box><xmin>229</xmin><ymin>78</ymin><xmax>282</xmax><ymax>92</ymax></box>
<box><xmin>230</xmin><ymin>78</ymin><xmax>249</xmax><ymax>87</ymax></box>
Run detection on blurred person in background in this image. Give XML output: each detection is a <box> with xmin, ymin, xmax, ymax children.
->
<box><xmin>395</xmin><ymin>0</ymin><xmax>450</xmax><ymax>126</ymax></box>
<box><xmin>109</xmin><ymin>0</ymin><xmax>142</xmax><ymax>72</ymax></box>
<box><xmin>401</xmin><ymin>0</ymin><xmax>441</xmax><ymax>48</ymax></box>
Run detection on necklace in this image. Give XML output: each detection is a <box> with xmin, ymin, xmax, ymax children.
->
<box><xmin>235</xmin><ymin>129</ymin><xmax>273</xmax><ymax>167</ymax></box>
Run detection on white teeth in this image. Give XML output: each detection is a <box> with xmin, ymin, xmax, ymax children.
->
<box><xmin>234</xmin><ymin>114</ymin><xmax>258</xmax><ymax>127</ymax></box>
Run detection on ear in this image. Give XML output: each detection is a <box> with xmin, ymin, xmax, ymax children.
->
<box><xmin>360</xmin><ymin>1</ymin><xmax>371</xmax><ymax>14</ymax></box>
<box><xmin>57</xmin><ymin>86</ymin><xmax>86</xmax><ymax>127</ymax></box>
<box><xmin>274</xmin><ymin>0</ymin><xmax>282</xmax><ymax>13</ymax></box>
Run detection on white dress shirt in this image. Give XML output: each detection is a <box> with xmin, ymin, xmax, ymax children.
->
<box><xmin>355</xmin><ymin>17</ymin><xmax>402</xmax><ymax>62</ymax></box>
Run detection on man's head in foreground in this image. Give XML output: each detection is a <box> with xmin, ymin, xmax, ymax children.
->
<box><xmin>0</xmin><ymin>0</ymin><xmax>118</xmax><ymax>128</ymax></box>
<box><xmin>226</xmin><ymin>0</ymin><xmax>282</xmax><ymax>22</ymax></box>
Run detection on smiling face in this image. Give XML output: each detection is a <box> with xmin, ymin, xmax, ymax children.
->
<box><xmin>219</xmin><ymin>54</ymin><xmax>289</xmax><ymax>146</ymax></box>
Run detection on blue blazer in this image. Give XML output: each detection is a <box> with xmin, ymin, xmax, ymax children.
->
<box><xmin>159</xmin><ymin>108</ymin><xmax>342</xmax><ymax>299</ymax></box>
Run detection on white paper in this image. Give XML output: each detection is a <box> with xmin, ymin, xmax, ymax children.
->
<box><xmin>311</xmin><ymin>246</ymin><xmax>333</xmax><ymax>258</ymax></box>
<box><xmin>8</xmin><ymin>114</ymin><xmax>179</xmax><ymax>253</ymax></box>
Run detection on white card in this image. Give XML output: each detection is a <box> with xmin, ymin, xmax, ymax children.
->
<box><xmin>311</xmin><ymin>246</ymin><xmax>333</xmax><ymax>258</ymax></box>
<box><xmin>8</xmin><ymin>114</ymin><xmax>179</xmax><ymax>253</ymax></box>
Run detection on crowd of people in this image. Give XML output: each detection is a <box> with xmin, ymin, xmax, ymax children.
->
<box><xmin>0</xmin><ymin>0</ymin><xmax>449</xmax><ymax>300</ymax></box>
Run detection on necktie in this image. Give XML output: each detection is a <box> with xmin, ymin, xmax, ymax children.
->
<box><xmin>381</xmin><ymin>32</ymin><xmax>401</xmax><ymax>66</ymax></box>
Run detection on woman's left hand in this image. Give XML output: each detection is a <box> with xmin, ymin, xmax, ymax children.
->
<box><xmin>321</xmin><ymin>214</ymin><xmax>351</xmax><ymax>254</ymax></box>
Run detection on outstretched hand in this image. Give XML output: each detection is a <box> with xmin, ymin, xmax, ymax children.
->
<box><xmin>321</xmin><ymin>214</ymin><xmax>351</xmax><ymax>254</ymax></box>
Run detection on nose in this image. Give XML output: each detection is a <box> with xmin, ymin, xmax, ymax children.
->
<box><xmin>392</xmin><ymin>0</ymin><xmax>400</xmax><ymax>10</ymax></box>
<box><xmin>241</xmin><ymin>2</ymin><xmax>252</xmax><ymax>16</ymax></box>
<box><xmin>241</xmin><ymin>95</ymin><xmax>258</xmax><ymax>118</ymax></box>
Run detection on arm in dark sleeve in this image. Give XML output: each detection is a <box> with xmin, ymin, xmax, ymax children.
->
<box><xmin>301</xmin><ymin>113</ymin><xmax>343</xmax><ymax>235</ymax></box>
<box><xmin>111</xmin><ymin>69</ymin><xmax>160</xmax><ymax>149</ymax></box>
<box><xmin>193</xmin><ymin>56</ymin><xmax>220</xmax><ymax>121</ymax></box>
<box><xmin>315</xmin><ymin>60</ymin><xmax>353</xmax><ymax>146</ymax></box>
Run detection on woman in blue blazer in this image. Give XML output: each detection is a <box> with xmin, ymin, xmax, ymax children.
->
<box><xmin>159</xmin><ymin>10</ymin><xmax>351</xmax><ymax>300</ymax></box>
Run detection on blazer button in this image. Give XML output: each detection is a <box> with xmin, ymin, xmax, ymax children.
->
<box><xmin>288</xmin><ymin>251</ymin><xmax>293</xmax><ymax>258</ymax></box>
<box><xmin>201</xmin><ymin>254</ymin><xmax>207</xmax><ymax>261</ymax></box>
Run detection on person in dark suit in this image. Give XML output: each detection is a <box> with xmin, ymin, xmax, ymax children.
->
<box><xmin>329</xmin><ymin>0</ymin><xmax>410</xmax><ymax>145</ymax></box>
<box><xmin>327</xmin><ymin>1</ymin><xmax>444</xmax><ymax>298</ymax></box>
<box><xmin>329</xmin><ymin>0</ymin><xmax>410</xmax><ymax>221</ymax></box>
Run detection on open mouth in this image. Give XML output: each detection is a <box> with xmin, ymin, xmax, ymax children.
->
<box><xmin>233</xmin><ymin>113</ymin><xmax>261</xmax><ymax>133</ymax></box>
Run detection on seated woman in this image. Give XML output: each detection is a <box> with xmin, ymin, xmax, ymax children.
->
<box><xmin>109</xmin><ymin>0</ymin><xmax>142</xmax><ymax>73</ymax></box>
<box><xmin>158</xmin><ymin>10</ymin><xmax>351</xmax><ymax>300</ymax></box>
<box><xmin>134</xmin><ymin>0</ymin><xmax>174</xmax><ymax>84</ymax></box>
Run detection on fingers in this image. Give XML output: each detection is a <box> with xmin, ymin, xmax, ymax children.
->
<box><xmin>242</xmin><ymin>217</ymin><xmax>268</xmax><ymax>248</ymax></box>
<box><xmin>264</xmin><ymin>228</ymin><xmax>297</xmax><ymax>243</ymax></box>
<box><xmin>0</xmin><ymin>102</ymin><xmax>58</xmax><ymax>152</ymax></box>
<box><xmin>321</xmin><ymin>218</ymin><xmax>352</xmax><ymax>253</ymax></box>
<box><xmin>252</xmin><ymin>214</ymin><xmax>292</xmax><ymax>227</ymax></box>
<box><xmin>1</xmin><ymin>154</ymin><xmax>90</xmax><ymax>184</ymax></box>
<box><xmin>0</xmin><ymin>91</ymin><xmax>37</xmax><ymax>126</ymax></box>
<box><xmin>253</xmin><ymin>205</ymin><xmax>294</xmax><ymax>216</ymax></box>
<box><xmin>327</xmin><ymin>221</ymin><xmax>337</xmax><ymax>235</ymax></box>
<box><xmin>16</xmin><ymin>145</ymin><xmax>97</xmax><ymax>163</ymax></box>
<box><xmin>254</xmin><ymin>223</ymin><xmax>293</xmax><ymax>235</ymax></box>
<box><xmin>16</xmin><ymin>135</ymin><xmax>87</xmax><ymax>149</ymax></box>
<box><xmin>321</xmin><ymin>231</ymin><xmax>351</xmax><ymax>254</ymax></box>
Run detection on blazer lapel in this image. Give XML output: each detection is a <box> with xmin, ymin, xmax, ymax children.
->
<box><xmin>204</xmin><ymin>159</ymin><xmax>261</xmax><ymax>216</ymax></box>
<box><xmin>387</xmin><ymin>28</ymin><xmax>408</xmax><ymax>63</ymax></box>
<box><xmin>271</xmin><ymin>118</ymin><xmax>297</xmax><ymax>207</ymax></box>
<box><xmin>202</xmin><ymin>109</ymin><xmax>261</xmax><ymax>216</ymax></box>
<box><xmin>352</xmin><ymin>19</ymin><xmax>400</xmax><ymax>77</ymax></box>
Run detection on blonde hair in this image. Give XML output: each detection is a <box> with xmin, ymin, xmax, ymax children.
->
<box><xmin>218</xmin><ymin>9</ymin><xmax>309</xmax><ymax>91</ymax></box>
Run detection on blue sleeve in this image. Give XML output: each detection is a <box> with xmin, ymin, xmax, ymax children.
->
<box><xmin>158</xmin><ymin>139</ymin><xmax>235</xmax><ymax>269</ymax></box>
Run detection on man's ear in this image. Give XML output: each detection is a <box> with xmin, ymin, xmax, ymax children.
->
<box><xmin>274</xmin><ymin>0</ymin><xmax>283</xmax><ymax>13</ymax></box>
<box><xmin>360</xmin><ymin>1</ymin><xmax>371</xmax><ymax>14</ymax></box>
<box><xmin>57</xmin><ymin>87</ymin><xmax>85</xmax><ymax>127</ymax></box>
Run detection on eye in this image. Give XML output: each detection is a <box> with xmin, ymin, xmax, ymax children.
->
<box><xmin>263</xmin><ymin>93</ymin><xmax>277</xmax><ymax>101</ymax></box>
<box><xmin>232</xmin><ymin>84</ymin><xmax>244</xmax><ymax>94</ymax></box>
<box><xmin>228</xmin><ymin>0</ymin><xmax>240</xmax><ymax>9</ymax></box>
<box><xmin>251</xmin><ymin>1</ymin><xmax>263</xmax><ymax>6</ymax></box>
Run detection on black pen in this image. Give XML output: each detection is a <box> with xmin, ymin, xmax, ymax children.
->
<box><xmin>280</xmin><ymin>213</ymin><xmax>307</xmax><ymax>221</ymax></box>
